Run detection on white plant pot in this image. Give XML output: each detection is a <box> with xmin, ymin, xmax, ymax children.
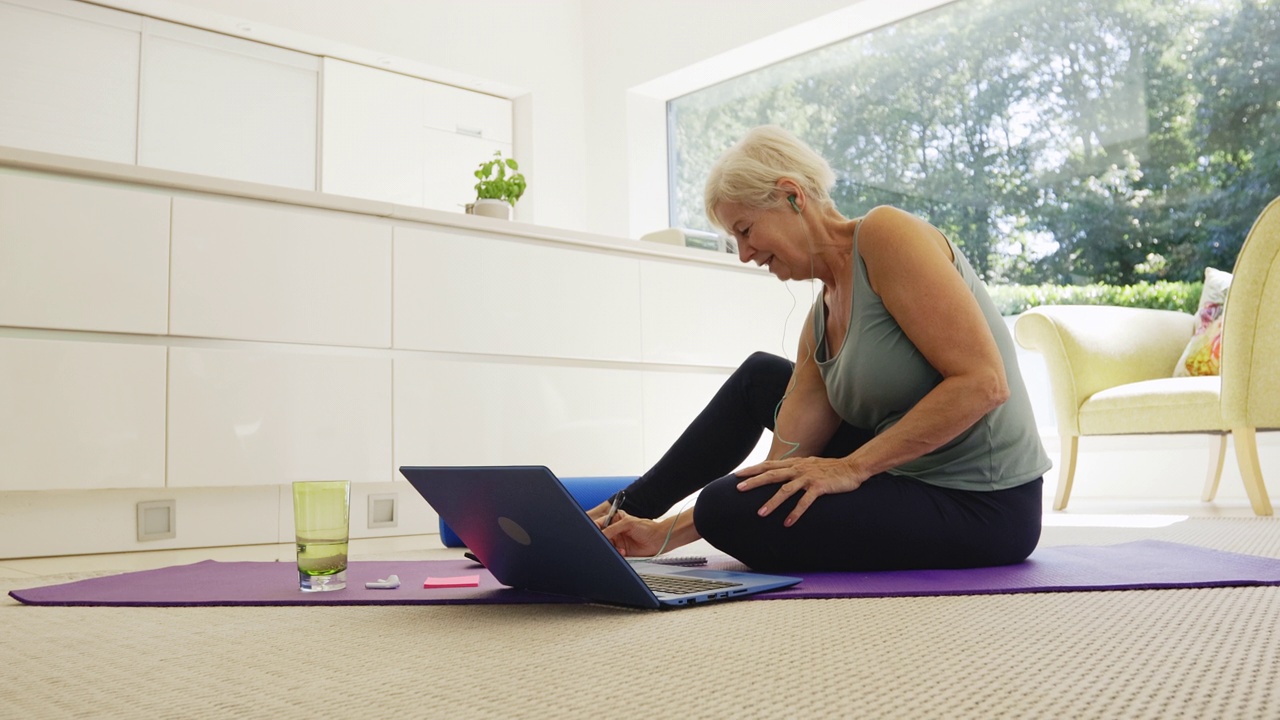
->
<box><xmin>472</xmin><ymin>199</ymin><xmax>510</xmax><ymax>220</ymax></box>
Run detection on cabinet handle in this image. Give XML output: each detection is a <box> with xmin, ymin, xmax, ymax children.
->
<box><xmin>456</xmin><ymin>125</ymin><xmax>484</xmax><ymax>138</ymax></box>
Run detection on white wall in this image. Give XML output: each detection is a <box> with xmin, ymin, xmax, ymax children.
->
<box><xmin>143</xmin><ymin>0</ymin><xmax>858</xmax><ymax>237</ymax></box>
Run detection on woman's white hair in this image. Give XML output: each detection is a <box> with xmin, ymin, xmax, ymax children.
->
<box><xmin>703</xmin><ymin>125</ymin><xmax>837</xmax><ymax>230</ymax></box>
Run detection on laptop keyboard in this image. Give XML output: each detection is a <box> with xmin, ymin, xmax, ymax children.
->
<box><xmin>639</xmin><ymin>573</ymin><xmax>742</xmax><ymax>596</ymax></box>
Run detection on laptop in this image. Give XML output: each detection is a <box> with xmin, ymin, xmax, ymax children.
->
<box><xmin>399</xmin><ymin>465</ymin><xmax>801</xmax><ymax>609</ymax></box>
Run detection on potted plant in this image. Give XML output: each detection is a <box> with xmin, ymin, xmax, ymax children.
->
<box><xmin>471</xmin><ymin>150</ymin><xmax>526</xmax><ymax>219</ymax></box>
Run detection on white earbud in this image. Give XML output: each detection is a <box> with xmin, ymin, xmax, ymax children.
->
<box><xmin>364</xmin><ymin>574</ymin><xmax>400</xmax><ymax>589</ymax></box>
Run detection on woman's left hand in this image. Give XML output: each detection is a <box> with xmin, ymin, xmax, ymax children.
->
<box><xmin>734</xmin><ymin>456</ymin><xmax>868</xmax><ymax>527</ymax></box>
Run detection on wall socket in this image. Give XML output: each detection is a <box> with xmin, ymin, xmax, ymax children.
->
<box><xmin>137</xmin><ymin>499</ymin><xmax>177</xmax><ymax>541</ymax></box>
<box><xmin>367</xmin><ymin>493</ymin><xmax>398</xmax><ymax>529</ymax></box>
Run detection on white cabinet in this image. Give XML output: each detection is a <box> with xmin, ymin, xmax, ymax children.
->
<box><xmin>0</xmin><ymin>0</ymin><xmax>141</xmax><ymax>164</ymax></box>
<box><xmin>0</xmin><ymin>156</ymin><xmax>795</xmax><ymax>556</ymax></box>
<box><xmin>168</xmin><ymin>347</ymin><xmax>393</xmax><ymax>488</ymax></box>
<box><xmin>320</xmin><ymin>58</ymin><xmax>425</xmax><ymax>206</ymax></box>
<box><xmin>0</xmin><ymin>337</ymin><xmax>167</xmax><ymax>492</ymax></box>
<box><xmin>0</xmin><ymin>0</ymin><xmax>516</xmax><ymax>210</ymax></box>
<box><xmin>422</xmin><ymin>79</ymin><xmax>512</xmax><ymax>142</ymax></box>
<box><xmin>320</xmin><ymin>57</ymin><xmax>513</xmax><ymax>212</ymax></box>
<box><xmin>639</xmin><ymin>260</ymin><xmax>808</xmax><ymax>366</ymax></box>
<box><xmin>138</xmin><ymin>19</ymin><xmax>319</xmax><ymax>190</ymax></box>
<box><xmin>0</xmin><ymin>174</ymin><xmax>170</xmax><ymax>334</ymax></box>
<box><xmin>394</xmin><ymin>355</ymin><xmax>645</xmax><ymax>476</ymax></box>
<box><xmin>169</xmin><ymin>197</ymin><xmax>392</xmax><ymax>348</ymax></box>
<box><xmin>393</xmin><ymin>226</ymin><xmax>642</xmax><ymax>361</ymax></box>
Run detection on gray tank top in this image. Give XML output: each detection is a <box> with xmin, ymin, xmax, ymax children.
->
<box><xmin>812</xmin><ymin>225</ymin><xmax>1050</xmax><ymax>491</ymax></box>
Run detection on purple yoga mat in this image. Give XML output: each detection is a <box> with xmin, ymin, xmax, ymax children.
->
<box><xmin>11</xmin><ymin>540</ymin><xmax>1280</xmax><ymax>607</ymax></box>
<box><xmin>9</xmin><ymin>559</ymin><xmax>573</xmax><ymax>607</ymax></box>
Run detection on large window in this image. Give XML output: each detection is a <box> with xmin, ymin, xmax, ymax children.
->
<box><xmin>669</xmin><ymin>0</ymin><xmax>1279</xmax><ymax>287</ymax></box>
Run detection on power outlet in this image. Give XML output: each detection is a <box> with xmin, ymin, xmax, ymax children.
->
<box><xmin>367</xmin><ymin>493</ymin><xmax>398</xmax><ymax>529</ymax></box>
<box><xmin>137</xmin><ymin>499</ymin><xmax>176</xmax><ymax>541</ymax></box>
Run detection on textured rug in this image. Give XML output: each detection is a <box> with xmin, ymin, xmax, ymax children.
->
<box><xmin>5</xmin><ymin>517</ymin><xmax>1280</xmax><ymax>719</ymax></box>
<box><xmin>12</xmin><ymin>540</ymin><xmax>1280</xmax><ymax>607</ymax></box>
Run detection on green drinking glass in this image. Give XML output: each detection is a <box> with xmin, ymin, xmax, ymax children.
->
<box><xmin>292</xmin><ymin>480</ymin><xmax>351</xmax><ymax>592</ymax></box>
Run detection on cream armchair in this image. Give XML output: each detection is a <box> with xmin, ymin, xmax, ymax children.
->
<box><xmin>1015</xmin><ymin>196</ymin><xmax>1280</xmax><ymax>516</ymax></box>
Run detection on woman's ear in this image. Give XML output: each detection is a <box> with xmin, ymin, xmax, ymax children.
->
<box><xmin>775</xmin><ymin>179</ymin><xmax>804</xmax><ymax>212</ymax></box>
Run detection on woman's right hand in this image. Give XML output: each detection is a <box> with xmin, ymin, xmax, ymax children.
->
<box><xmin>601</xmin><ymin>510</ymin><xmax>671</xmax><ymax>558</ymax></box>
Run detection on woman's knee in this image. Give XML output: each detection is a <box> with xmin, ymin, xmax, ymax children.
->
<box><xmin>692</xmin><ymin>474</ymin><xmax>754</xmax><ymax>545</ymax></box>
<box><xmin>693</xmin><ymin>474</ymin><xmax>791</xmax><ymax>569</ymax></box>
<box><xmin>733</xmin><ymin>352</ymin><xmax>792</xmax><ymax>388</ymax></box>
<box><xmin>693</xmin><ymin>474</ymin><xmax>731</xmax><ymax>525</ymax></box>
<box><xmin>742</xmin><ymin>350</ymin><xmax>790</xmax><ymax>371</ymax></box>
<box><xmin>729</xmin><ymin>352</ymin><xmax>793</xmax><ymax>428</ymax></box>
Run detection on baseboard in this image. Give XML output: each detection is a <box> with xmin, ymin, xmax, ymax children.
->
<box><xmin>0</xmin><ymin>482</ymin><xmax>440</xmax><ymax>560</ymax></box>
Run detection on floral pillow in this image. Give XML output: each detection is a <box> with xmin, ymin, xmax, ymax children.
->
<box><xmin>1174</xmin><ymin>267</ymin><xmax>1232</xmax><ymax>377</ymax></box>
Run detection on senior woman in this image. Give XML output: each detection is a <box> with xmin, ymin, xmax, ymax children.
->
<box><xmin>590</xmin><ymin>125</ymin><xmax>1050</xmax><ymax>572</ymax></box>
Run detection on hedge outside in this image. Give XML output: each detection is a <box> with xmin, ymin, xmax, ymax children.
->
<box><xmin>989</xmin><ymin>281</ymin><xmax>1201</xmax><ymax>316</ymax></box>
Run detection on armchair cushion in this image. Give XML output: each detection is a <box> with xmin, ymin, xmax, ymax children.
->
<box><xmin>1079</xmin><ymin>376</ymin><xmax>1226</xmax><ymax>435</ymax></box>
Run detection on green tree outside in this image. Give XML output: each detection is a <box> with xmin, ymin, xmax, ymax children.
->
<box><xmin>669</xmin><ymin>0</ymin><xmax>1280</xmax><ymax>292</ymax></box>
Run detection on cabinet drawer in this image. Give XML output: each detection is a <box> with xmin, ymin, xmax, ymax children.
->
<box><xmin>321</xmin><ymin>57</ymin><xmax>425</xmax><ymax>206</ymax></box>
<box><xmin>168</xmin><ymin>347</ymin><xmax>393</xmax><ymax>488</ymax></box>
<box><xmin>169</xmin><ymin>196</ymin><xmax>392</xmax><ymax>347</ymax></box>
<box><xmin>0</xmin><ymin>173</ymin><xmax>170</xmax><ymax>334</ymax></box>
<box><xmin>422</xmin><ymin>80</ymin><xmax>512</xmax><ymax>144</ymax></box>
<box><xmin>394</xmin><ymin>356</ymin><xmax>644</xmax><ymax>475</ymax></box>
<box><xmin>393</xmin><ymin>227</ymin><xmax>642</xmax><ymax>361</ymax></box>
<box><xmin>138</xmin><ymin>18</ymin><xmax>319</xmax><ymax>190</ymax></box>
<box><xmin>0</xmin><ymin>337</ymin><xmax>166</xmax><ymax>491</ymax></box>
<box><xmin>0</xmin><ymin>0</ymin><xmax>141</xmax><ymax>163</ymax></box>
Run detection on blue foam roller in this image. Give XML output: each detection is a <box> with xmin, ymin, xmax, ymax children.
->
<box><xmin>439</xmin><ymin>475</ymin><xmax>637</xmax><ymax>548</ymax></box>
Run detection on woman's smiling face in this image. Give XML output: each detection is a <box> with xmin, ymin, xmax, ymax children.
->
<box><xmin>717</xmin><ymin>199</ymin><xmax>808</xmax><ymax>281</ymax></box>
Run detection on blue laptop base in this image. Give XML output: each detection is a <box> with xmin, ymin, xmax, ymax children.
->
<box><xmin>439</xmin><ymin>475</ymin><xmax>636</xmax><ymax>548</ymax></box>
<box><xmin>404</xmin><ymin>465</ymin><xmax>800</xmax><ymax>608</ymax></box>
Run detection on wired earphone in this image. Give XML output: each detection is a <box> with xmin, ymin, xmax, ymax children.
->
<box><xmin>647</xmin><ymin>189</ymin><xmax>818</xmax><ymax>556</ymax></box>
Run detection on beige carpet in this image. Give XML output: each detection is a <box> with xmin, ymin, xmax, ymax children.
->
<box><xmin>3</xmin><ymin>518</ymin><xmax>1279</xmax><ymax>719</ymax></box>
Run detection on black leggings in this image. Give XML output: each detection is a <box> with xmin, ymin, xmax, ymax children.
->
<box><xmin>618</xmin><ymin>352</ymin><xmax>1043</xmax><ymax>573</ymax></box>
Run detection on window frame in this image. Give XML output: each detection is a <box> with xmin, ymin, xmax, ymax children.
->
<box><xmin>625</xmin><ymin>0</ymin><xmax>961</xmax><ymax>239</ymax></box>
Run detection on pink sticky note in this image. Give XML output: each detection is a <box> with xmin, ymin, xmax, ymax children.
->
<box><xmin>423</xmin><ymin>575</ymin><xmax>480</xmax><ymax>589</ymax></box>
